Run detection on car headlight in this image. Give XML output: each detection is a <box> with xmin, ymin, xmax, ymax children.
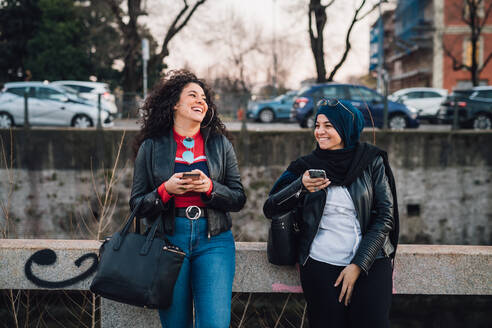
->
<box><xmin>407</xmin><ymin>106</ymin><xmax>418</xmax><ymax>119</ymax></box>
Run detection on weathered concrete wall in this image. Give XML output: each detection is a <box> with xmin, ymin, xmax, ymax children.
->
<box><xmin>0</xmin><ymin>129</ymin><xmax>491</xmax><ymax>244</ymax></box>
<box><xmin>1</xmin><ymin>240</ymin><xmax>491</xmax><ymax>327</ymax></box>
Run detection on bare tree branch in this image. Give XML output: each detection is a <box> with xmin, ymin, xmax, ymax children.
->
<box><xmin>357</xmin><ymin>0</ymin><xmax>385</xmax><ymax>22</ymax></box>
<box><xmin>443</xmin><ymin>43</ymin><xmax>469</xmax><ymax>71</ymax></box>
<box><xmin>462</xmin><ymin>0</ymin><xmax>473</xmax><ymax>26</ymax></box>
<box><xmin>479</xmin><ymin>0</ymin><xmax>492</xmax><ymax>29</ymax></box>
<box><xmin>479</xmin><ymin>51</ymin><xmax>492</xmax><ymax>73</ymax></box>
<box><xmin>327</xmin><ymin>0</ymin><xmax>369</xmax><ymax>81</ymax></box>
<box><xmin>156</xmin><ymin>0</ymin><xmax>206</xmax><ymax>64</ymax></box>
<box><xmin>444</xmin><ymin>0</ymin><xmax>492</xmax><ymax>85</ymax></box>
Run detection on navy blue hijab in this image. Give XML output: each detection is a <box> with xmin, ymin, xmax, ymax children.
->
<box><xmin>315</xmin><ymin>99</ymin><xmax>365</xmax><ymax>149</ymax></box>
<box><xmin>287</xmin><ymin>99</ymin><xmax>375</xmax><ymax>186</ymax></box>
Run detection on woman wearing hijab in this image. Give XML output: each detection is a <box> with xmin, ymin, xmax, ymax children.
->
<box><xmin>263</xmin><ymin>99</ymin><xmax>399</xmax><ymax>328</ymax></box>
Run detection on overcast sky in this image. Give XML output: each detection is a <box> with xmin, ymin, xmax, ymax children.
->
<box><xmin>141</xmin><ymin>0</ymin><xmax>393</xmax><ymax>90</ymax></box>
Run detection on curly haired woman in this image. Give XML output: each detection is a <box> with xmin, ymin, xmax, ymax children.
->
<box><xmin>130</xmin><ymin>69</ymin><xmax>246</xmax><ymax>328</ymax></box>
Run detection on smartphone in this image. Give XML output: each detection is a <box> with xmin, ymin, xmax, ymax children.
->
<box><xmin>182</xmin><ymin>172</ymin><xmax>200</xmax><ymax>180</ymax></box>
<box><xmin>308</xmin><ymin>169</ymin><xmax>327</xmax><ymax>179</ymax></box>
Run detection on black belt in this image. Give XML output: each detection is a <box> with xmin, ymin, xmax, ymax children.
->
<box><xmin>175</xmin><ymin>206</ymin><xmax>208</xmax><ymax>219</ymax></box>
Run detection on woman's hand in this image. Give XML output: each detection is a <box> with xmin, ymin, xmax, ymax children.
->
<box><xmin>301</xmin><ymin>170</ymin><xmax>331</xmax><ymax>193</ymax></box>
<box><xmin>164</xmin><ymin>172</ymin><xmax>195</xmax><ymax>195</ymax></box>
<box><xmin>334</xmin><ymin>264</ymin><xmax>361</xmax><ymax>306</ymax></box>
<box><xmin>188</xmin><ymin>169</ymin><xmax>212</xmax><ymax>193</ymax></box>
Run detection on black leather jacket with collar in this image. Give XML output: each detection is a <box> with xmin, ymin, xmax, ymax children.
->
<box><xmin>130</xmin><ymin>127</ymin><xmax>246</xmax><ymax>237</ymax></box>
<box><xmin>263</xmin><ymin>156</ymin><xmax>395</xmax><ymax>275</ymax></box>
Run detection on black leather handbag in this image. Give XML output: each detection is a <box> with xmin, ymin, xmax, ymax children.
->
<box><xmin>267</xmin><ymin>208</ymin><xmax>300</xmax><ymax>266</ymax></box>
<box><xmin>90</xmin><ymin>201</ymin><xmax>185</xmax><ymax>309</ymax></box>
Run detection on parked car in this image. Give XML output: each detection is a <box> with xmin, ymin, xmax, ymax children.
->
<box><xmin>0</xmin><ymin>82</ymin><xmax>113</xmax><ymax>128</ymax></box>
<box><xmin>291</xmin><ymin>83</ymin><xmax>420</xmax><ymax>129</ymax></box>
<box><xmin>438</xmin><ymin>86</ymin><xmax>492</xmax><ymax>129</ymax></box>
<box><xmin>389</xmin><ymin>87</ymin><xmax>448</xmax><ymax>123</ymax></box>
<box><xmin>247</xmin><ymin>90</ymin><xmax>297</xmax><ymax>123</ymax></box>
<box><xmin>51</xmin><ymin>80</ymin><xmax>118</xmax><ymax>114</ymax></box>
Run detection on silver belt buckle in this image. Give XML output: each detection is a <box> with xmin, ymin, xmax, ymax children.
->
<box><xmin>185</xmin><ymin>205</ymin><xmax>201</xmax><ymax>220</ymax></box>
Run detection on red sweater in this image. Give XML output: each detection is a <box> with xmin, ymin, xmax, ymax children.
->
<box><xmin>157</xmin><ymin>129</ymin><xmax>213</xmax><ymax>207</ymax></box>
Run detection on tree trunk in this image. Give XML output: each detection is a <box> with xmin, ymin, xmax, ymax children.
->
<box><xmin>470</xmin><ymin>1</ymin><xmax>479</xmax><ymax>86</ymax></box>
<box><xmin>309</xmin><ymin>0</ymin><xmax>328</xmax><ymax>83</ymax></box>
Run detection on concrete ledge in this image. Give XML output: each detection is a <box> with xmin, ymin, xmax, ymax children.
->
<box><xmin>1</xmin><ymin>240</ymin><xmax>491</xmax><ymax>328</ymax></box>
<box><xmin>1</xmin><ymin>240</ymin><xmax>491</xmax><ymax>295</ymax></box>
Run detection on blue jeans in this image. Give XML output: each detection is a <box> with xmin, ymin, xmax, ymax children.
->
<box><xmin>158</xmin><ymin>217</ymin><xmax>235</xmax><ymax>328</ymax></box>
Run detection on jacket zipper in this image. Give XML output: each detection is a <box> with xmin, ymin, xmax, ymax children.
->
<box><xmin>276</xmin><ymin>187</ymin><xmax>303</xmax><ymax>206</ymax></box>
<box><xmin>302</xmin><ymin>188</ymin><xmax>328</xmax><ymax>266</ymax></box>
<box><xmin>203</xmin><ymin>132</ymin><xmax>212</xmax><ymax>240</ymax></box>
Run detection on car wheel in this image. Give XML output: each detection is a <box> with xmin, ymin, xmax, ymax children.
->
<box><xmin>305</xmin><ymin>114</ymin><xmax>315</xmax><ymax>129</ymax></box>
<box><xmin>472</xmin><ymin>114</ymin><xmax>492</xmax><ymax>130</ymax></box>
<box><xmin>259</xmin><ymin>108</ymin><xmax>275</xmax><ymax>123</ymax></box>
<box><xmin>388</xmin><ymin>114</ymin><xmax>407</xmax><ymax>130</ymax></box>
<box><xmin>72</xmin><ymin>114</ymin><xmax>93</xmax><ymax>128</ymax></box>
<box><xmin>0</xmin><ymin>112</ymin><xmax>14</xmax><ymax>128</ymax></box>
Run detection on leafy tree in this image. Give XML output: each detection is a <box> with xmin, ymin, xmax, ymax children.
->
<box><xmin>0</xmin><ymin>0</ymin><xmax>42</xmax><ymax>83</ymax></box>
<box><xmin>25</xmin><ymin>0</ymin><xmax>92</xmax><ymax>81</ymax></box>
<box><xmin>77</xmin><ymin>0</ymin><xmax>124</xmax><ymax>89</ymax></box>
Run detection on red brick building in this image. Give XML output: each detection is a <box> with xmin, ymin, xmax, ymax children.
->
<box><xmin>440</xmin><ymin>0</ymin><xmax>492</xmax><ymax>90</ymax></box>
<box><xmin>383</xmin><ymin>0</ymin><xmax>492</xmax><ymax>93</ymax></box>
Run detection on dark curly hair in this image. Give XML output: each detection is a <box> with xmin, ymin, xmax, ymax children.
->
<box><xmin>133</xmin><ymin>69</ymin><xmax>228</xmax><ymax>157</ymax></box>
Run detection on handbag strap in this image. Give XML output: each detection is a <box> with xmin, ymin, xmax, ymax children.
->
<box><xmin>113</xmin><ymin>199</ymin><xmax>144</xmax><ymax>251</ymax></box>
<box><xmin>139</xmin><ymin>215</ymin><xmax>162</xmax><ymax>255</ymax></box>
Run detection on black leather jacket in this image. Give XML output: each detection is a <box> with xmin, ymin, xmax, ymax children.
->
<box><xmin>130</xmin><ymin>127</ymin><xmax>246</xmax><ymax>237</ymax></box>
<box><xmin>263</xmin><ymin>156</ymin><xmax>395</xmax><ymax>274</ymax></box>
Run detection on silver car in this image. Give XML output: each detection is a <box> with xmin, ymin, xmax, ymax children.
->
<box><xmin>0</xmin><ymin>82</ymin><xmax>113</xmax><ymax>128</ymax></box>
<box><xmin>51</xmin><ymin>80</ymin><xmax>118</xmax><ymax>114</ymax></box>
<box><xmin>389</xmin><ymin>87</ymin><xmax>448</xmax><ymax>123</ymax></box>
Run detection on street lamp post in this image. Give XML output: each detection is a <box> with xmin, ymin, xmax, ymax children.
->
<box><xmin>142</xmin><ymin>38</ymin><xmax>149</xmax><ymax>100</ymax></box>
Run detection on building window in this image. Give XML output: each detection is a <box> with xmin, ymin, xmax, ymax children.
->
<box><xmin>463</xmin><ymin>37</ymin><xmax>483</xmax><ymax>67</ymax></box>
<box><xmin>463</xmin><ymin>0</ymin><xmax>485</xmax><ymax>21</ymax></box>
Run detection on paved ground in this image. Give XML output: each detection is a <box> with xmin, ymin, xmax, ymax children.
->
<box><xmin>113</xmin><ymin>119</ymin><xmax>452</xmax><ymax>131</ymax></box>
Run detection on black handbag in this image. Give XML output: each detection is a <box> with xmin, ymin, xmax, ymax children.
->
<box><xmin>90</xmin><ymin>201</ymin><xmax>185</xmax><ymax>309</ymax></box>
<box><xmin>267</xmin><ymin>208</ymin><xmax>300</xmax><ymax>266</ymax></box>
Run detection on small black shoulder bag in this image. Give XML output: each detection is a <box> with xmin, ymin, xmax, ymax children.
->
<box><xmin>267</xmin><ymin>208</ymin><xmax>300</xmax><ymax>266</ymax></box>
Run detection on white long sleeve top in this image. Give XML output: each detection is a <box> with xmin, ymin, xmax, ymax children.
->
<box><xmin>309</xmin><ymin>185</ymin><xmax>362</xmax><ymax>266</ymax></box>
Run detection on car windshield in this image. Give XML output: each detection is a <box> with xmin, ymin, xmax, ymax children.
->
<box><xmin>273</xmin><ymin>94</ymin><xmax>284</xmax><ymax>101</ymax></box>
<box><xmin>451</xmin><ymin>90</ymin><xmax>474</xmax><ymax>98</ymax></box>
<box><xmin>297</xmin><ymin>86</ymin><xmax>312</xmax><ymax>96</ymax></box>
<box><xmin>57</xmin><ymin>85</ymin><xmax>89</xmax><ymax>101</ymax></box>
<box><xmin>59</xmin><ymin>85</ymin><xmax>78</xmax><ymax>96</ymax></box>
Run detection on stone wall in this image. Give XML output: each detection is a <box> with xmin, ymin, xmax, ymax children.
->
<box><xmin>1</xmin><ymin>240</ymin><xmax>491</xmax><ymax>327</ymax></box>
<box><xmin>0</xmin><ymin>128</ymin><xmax>491</xmax><ymax>244</ymax></box>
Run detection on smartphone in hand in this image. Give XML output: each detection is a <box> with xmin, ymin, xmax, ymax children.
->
<box><xmin>182</xmin><ymin>172</ymin><xmax>201</xmax><ymax>180</ymax></box>
<box><xmin>308</xmin><ymin>169</ymin><xmax>327</xmax><ymax>179</ymax></box>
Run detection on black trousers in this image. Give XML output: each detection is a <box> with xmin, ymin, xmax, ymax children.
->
<box><xmin>300</xmin><ymin>257</ymin><xmax>393</xmax><ymax>328</ymax></box>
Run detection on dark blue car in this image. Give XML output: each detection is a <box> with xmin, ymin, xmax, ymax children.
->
<box><xmin>291</xmin><ymin>83</ymin><xmax>420</xmax><ymax>129</ymax></box>
<box><xmin>247</xmin><ymin>90</ymin><xmax>297</xmax><ymax>123</ymax></box>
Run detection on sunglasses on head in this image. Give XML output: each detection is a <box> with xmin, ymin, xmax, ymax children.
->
<box><xmin>317</xmin><ymin>98</ymin><xmax>355</xmax><ymax>121</ymax></box>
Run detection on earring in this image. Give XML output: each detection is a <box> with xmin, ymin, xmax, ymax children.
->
<box><xmin>201</xmin><ymin>107</ymin><xmax>215</xmax><ymax>128</ymax></box>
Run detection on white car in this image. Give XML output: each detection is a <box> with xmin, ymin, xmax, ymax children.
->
<box><xmin>0</xmin><ymin>82</ymin><xmax>113</xmax><ymax>128</ymax></box>
<box><xmin>389</xmin><ymin>87</ymin><xmax>448</xmax><ymax>122</ymax></box>
<box><xmin>51</xmin><ymin>80</ymin><xmax>118</xmax><ymax>114</ymax></box>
